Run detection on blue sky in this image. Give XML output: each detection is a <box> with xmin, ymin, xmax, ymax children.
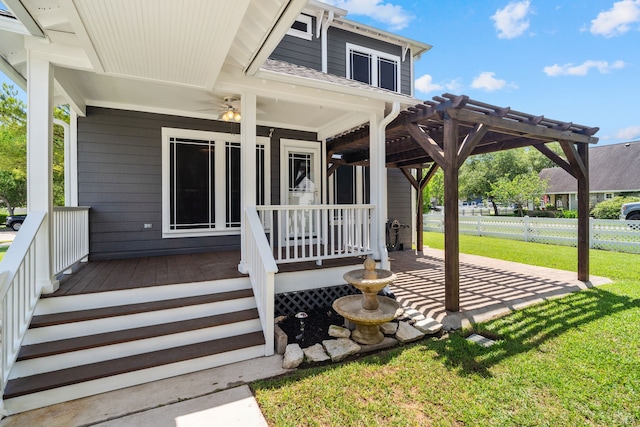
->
<box><xmin>327</xmin><ymin>0</ymin><xmax>640</xmax><ymax>145</ymax></box>
<box><xmin>2</xmin><ymin>0</ymin><xmax>639</xmax><ymax>146</ymax></box>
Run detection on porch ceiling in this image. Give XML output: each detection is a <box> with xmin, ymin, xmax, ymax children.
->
<box><xmin>327</xmin><ymin>93</ymin><xmax>600</xmax><ymax>168</ymax></box>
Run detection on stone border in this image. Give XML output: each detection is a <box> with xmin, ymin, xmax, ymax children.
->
<box><xmin>279</xmin><ymin>306</ymin><xmax>443</xmax><ymax>369</ymax></box>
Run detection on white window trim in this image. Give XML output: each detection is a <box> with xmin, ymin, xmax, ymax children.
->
<box><xmin>346</xmin><ymin>43</ymin><xmax>401</xmax><ymax>92</ymax></box>
<box><xmin>604</xmin><ymin>192</ymin><xmax>614</xmax><ymax>199</ymax></box>
<box><xmin>287</xmin><ymin>14</ymin><xmax>313</xmax><ymax>40</ymax></box>
<box><xmin>161</xmin><ymin>128</ymin><xmax>269</xmax><ymax>238</ymax></box>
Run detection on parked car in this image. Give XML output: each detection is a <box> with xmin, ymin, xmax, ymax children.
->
<box><xmin>5</xmin><ymin>215</ymin><xmax>26</xmax><ymax>231</ymax></box>
<box><xmin>620</xmin><ymin>201</ymin><xmax>640</xmax><ymax>220</ymax></box>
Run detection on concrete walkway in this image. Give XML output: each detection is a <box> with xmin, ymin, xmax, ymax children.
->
<box><xmin>0</xmin><ymin>248</ymin><xmax>612</xmax><ymax>426</ymax></box>
<box><xmin>0</xmin><ymin>355</ymin><xmax>288</xmax><ymax>427</ymax></box>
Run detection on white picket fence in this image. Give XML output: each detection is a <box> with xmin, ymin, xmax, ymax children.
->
<box><xmin>424</xmin><ymin>213</ymin><xmax>640</xmax><ymax>254</ymax></box>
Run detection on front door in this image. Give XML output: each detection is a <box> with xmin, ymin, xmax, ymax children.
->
<box><xmin>281</xmin><ymin>140</ymin><xmax>321</xmax><ymax>242</ymax></box>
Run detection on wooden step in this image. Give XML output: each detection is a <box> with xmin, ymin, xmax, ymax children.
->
<box><xmin>17</xmin><ymin>308</ymin><xmax>260</xmax><ymax>360</ymax></box>
<box><xmin>30</xmin><ymin>288</ymin><xmax>254</xmax><ymax>328</ymax></box>
<box><xmin>4</xmin><ymin>331</ymin><xmax>265</xmax><ymax>399</ymax></box>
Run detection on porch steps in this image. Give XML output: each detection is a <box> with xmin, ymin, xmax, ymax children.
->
<box><xmin>3</xmin><ymin>277</ymin><xmax>266</xmax><ymax>414</ymax></box>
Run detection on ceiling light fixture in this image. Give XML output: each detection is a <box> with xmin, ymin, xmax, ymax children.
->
<box><xmin>221</xmin><ymin>97</ymin><xmax>241</xmax><ymax>122</ymax></box>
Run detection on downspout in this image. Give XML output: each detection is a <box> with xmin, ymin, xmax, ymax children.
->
<box><xmin>376</xmin><ymin>101</ymin><xmax>400</xmax><ymax>270</ymax></box>
<box><xmin>320</xmin><ymin>10</ymin><xmax>334</xmax><ymax>74</ymax></box>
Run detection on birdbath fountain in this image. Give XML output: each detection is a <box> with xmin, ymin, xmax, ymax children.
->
<box><xmin>333</xmin><ymin>257</ymin><xmax>400</xmax><ymax>345</ymax></box>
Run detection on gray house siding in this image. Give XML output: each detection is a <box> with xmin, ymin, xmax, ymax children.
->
<box><xmin>327</xmin><ymin>27</ymin><xmax>412</xmax><ymax>96</ymax></box>
<box><xmin>270</xmin><ymin>18</ymin><xmax>322</xmax><ymax>71</ymax></box>
<box><xmin>78</xmin><ymin>107</ymin><xmax>316</xmax><ymax>260</ymax></box>
<box><xmin>386</xmin><ymin>168</ymin><xmax>412</xmax><ymax>250</ymax></box>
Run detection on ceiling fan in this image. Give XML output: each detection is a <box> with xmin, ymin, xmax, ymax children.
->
<box><xmin>218</xmin><ymin>96</ymin><xmax>242</xmax><ymax>122</ymax></box>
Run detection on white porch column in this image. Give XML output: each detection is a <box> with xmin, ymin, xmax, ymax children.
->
<box><xmin>238</xmin><ymin>92</ymin><xmax>257</xmax><ymax>274</ymax></box>
<box><xmin>368</xmin><ymin>111</ymin><xmax>389</xmax><ymax>269</ymax></box>
<box><xmin>65</xmin><ymin>111</ymin><xmax>79</xmax><ymax>206</ymax></box>
<box><xmin>27</xmin><ymin>54</ymin><xmax>59</xmax><ymax>294</ymax></box>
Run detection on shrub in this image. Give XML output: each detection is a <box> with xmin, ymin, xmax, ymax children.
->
<box><xmin>0</xmin><ymin>213</ymin><xmax>6</xmax><ymax>224</ymax></box>
<box><xmin>590</xmin><ymin>196</ymin><xmax>640</xmax><ymax>219</ymax></box>
<box><xmin>561</xmin><ymin>210</ymin><xmax>578</xmax><ymax>218</ymax></box>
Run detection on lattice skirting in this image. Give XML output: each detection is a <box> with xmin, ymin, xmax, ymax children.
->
<box><xmin>275</xmin><ymin>284</ymin><xmax>360</xmax><ymax>316</ymax></box>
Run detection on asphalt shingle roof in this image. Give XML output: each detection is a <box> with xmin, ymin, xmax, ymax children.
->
<box><xmin>539</xmin><ymin>140</ymin><xmax>640</xmax><ymax>193</ymax></box>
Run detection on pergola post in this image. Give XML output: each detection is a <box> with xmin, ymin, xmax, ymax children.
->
<box><xmin>416</xmin><ymin>168</ymin><xmax>424</xmax><ymax>251</ymax></box>
<box><xmin>443</xmin><ymin>113</ymin><xmax>460</xmax><ymax>312</ymax></box>
<box><xmin>577</xmin><ymin>143</ymin><xmax>589</xmax><ymax>281</ymax></box>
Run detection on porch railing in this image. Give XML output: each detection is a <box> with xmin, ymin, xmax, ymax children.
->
<box><xmin>256</xmin><ymin>204</ymin><xmax>374</xmax><ymax>264</ymax></box>
<box><xmin>0</xmin><ymin>211</ymin><xmax>46</xmax><ymax>406</ymax></box>
<box><xmin>53</xmin><ymin>207</ymin><xmax>90</xmax><ymax>275</ymax></box>
<box><xmin>244</xmin><ymin>207</ymin><xmax>278</xmax><ymax>356</ymax></box>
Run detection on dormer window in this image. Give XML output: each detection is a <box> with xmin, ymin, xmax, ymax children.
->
<box><xmin>287</xmin><ymin>14</ymin><xmax>313</xmax><ymax>40</ymax></box>
<box><xmin>346</xmin><ymin>43</ymin><xmax>400</xmax><ymax>92</ymax></box>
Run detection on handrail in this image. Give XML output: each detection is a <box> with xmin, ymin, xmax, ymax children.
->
<box><xmin>244</xmin><ymin>206</ymin><xmax>278</xmax><ymax>356</ymax></box>
<box><xmin>52</xmin><ymin>207</ymin><xmax>90</xmax><ymax>275</ymax></box>
<box><xmin>257</xmin><ymin>204</ymin><xmax>374</xmax><ymax>264</ymax></box>
<box><xmin>0</xmin><ymin>211</ymin><xmax>46</xmax><ymax>409</ymax></box>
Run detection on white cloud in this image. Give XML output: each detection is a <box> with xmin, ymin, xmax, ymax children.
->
<box><xmin>590</xmin><ymin>0</ymin><xmax>640</xmax><ymax>37</ymax></box>
<box><xmin>471</xmin><ymin>72</ymin><xmax>517</xmax><ymax>92</ymax></box>
<box><xmin>543</xmin><ymin>60</ymin><xmax>625</xmax><ymax>76</ymax></box>
<box><xmin>415</xmin><ymin>75</ymin><xmax>463</xmax><ymax>96</ymax></box>
<box><xmin>491</xmin><ymin>0</ymin><xmax>531</xmax><ymax>39</ymax></box>
<box><xmin>415</xmin><ymin>74</ymin><xmax>443</xmax><ymax>94</ymax></box>
<box><xmin>614</xmin><ymin>125</ymin><xmax>640</xmax><ymax>140</ymax></box>
<box><xmin>324</xmin><ymin>0</ymin><xmax>413</xmax><ymax>30</ymax></box>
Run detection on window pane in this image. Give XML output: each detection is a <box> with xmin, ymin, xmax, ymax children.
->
<box><xmin>291</xmin><ymin>19</ymin><xmax>307</xmax><ymax>32</ymax></box>
<box><xmin>350</xmin><ymin>51</ymin><xmax>371</xmax><ymax>84</ymax></box>
<box><xmin>334</xmin><ymin>166</ymin><xmax>355</xmax><ymax>204</ymax></box>
<box><xmin>226</xmin><ymin>142</ymin><xmax>241</xmax><ymax>227</ymax></box>
<box><xmin>378</xmin><ymin>57</ymin><xmax>397</xmax><ymax>91</ymax></box>
<box><xmin>171</xmin><ymin>140</ymin><xmax>211</xmax><ymax>228</ymax></box>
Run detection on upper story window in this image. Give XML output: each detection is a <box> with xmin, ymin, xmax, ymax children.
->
<box><xmin>346</xmin><ymin>43</ymin><xmax>400</xmax><ymax>92</ymax></box>
<box><xmin>287</xmin><ymin>14</ymin><xmax>313</xmax><ymax>40</ymax></box>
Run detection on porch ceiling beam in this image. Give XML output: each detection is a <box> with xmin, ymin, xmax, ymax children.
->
<box><xmin>400</xmin><ymin>168</ymin><xmax>419</xmax><ymax>190</ymax></box>
<box><xmin>54</xmin><ymin>67</ymin><xmax>86</xmax><ymax>116</ymax></box>
<box><xmin>534</xmin><ymin>143</ymin><xmax>576</xmax><ymax>178</ymax></box>
<box><xmin>327</xmin><ymin>162</ymin><xmax>340</xmax><ymax>178</ymax></box>
<box><xmin>456</xmin><ymin>123</ymin><xmax>487</xmax><ymax>168</ymax></box>
<box><xmin>386</xmin><ymin>147</ymin><xmax>432</xmax><ymax>165</ymax></box>
<box><xmin>58</xmin><ymin>0</ymin><xmax>105</xmax><ymax>73</ymax></box>
<box><xmin>3</xmin><ymin>0</ymin><xmax>45</xmax><ymax>37</ymax></box>
<box><xmin>559</xmin><ymin>140</ymin><xmax>587</xmax><ymax>180</ymax></box>
<box><xmin>326</xmin><ymin>127</ymin><xmax>369</xmax><ymax>155</ymax></box>
<box><xmin>420</xmin><ymin>163</ymin><xmax>440</xmax><ymax>190</ymax></box>
<box><xmin>405</xmin><ymin>122</ymin><xmax>447</xmax><ymax>168</ymax></box>
<box><xmin>446</xmin><ymin>108</ymin><xmax>597</xmax><ymax>145</ymax></box>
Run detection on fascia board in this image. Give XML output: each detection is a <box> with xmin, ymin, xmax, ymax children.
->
<box><xmin>254</xmin><ymin>67</ymin><xmax>418</xmax><ymax>106</ymax></box>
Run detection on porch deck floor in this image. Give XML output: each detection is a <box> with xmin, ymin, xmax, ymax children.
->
<box><xmin>49</xmin><ymin>250</ymin><xmax>365</xmax><ymax>297</ymax></box>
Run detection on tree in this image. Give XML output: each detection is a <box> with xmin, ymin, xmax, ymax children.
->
<box><xmin>591</xmin><ymin>196</ymin><xmax>640</xmax><ymax>219</ymax></box>
<box><xmin>489</xmin><ymin>172</ymin><xmax>549</xmax><ymax>216</ymax></box>
<box><xmin>459</xmin><ymin>144</ymin><xmax>563</xmax><ymax>206</ymax></box>
<box><xmin>0</xmin><ymin>83</ymin><xmax>68</xmax><ymax>210</ymax></box>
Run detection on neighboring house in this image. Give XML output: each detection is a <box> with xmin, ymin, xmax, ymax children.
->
<box><xmin>0</xmin><ymin>0</ymin><xmax>429</xmax><ymax>413</ymax></box>
<box><xmin>540</xmin><ymin>140</ymin><xmax>640</xmax><ymax>209</ymax></box>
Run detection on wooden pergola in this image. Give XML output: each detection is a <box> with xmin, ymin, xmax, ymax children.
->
<box><xmin>327</xmin><ymin>94</ymin><xmax>599</xmax><ymax>312</ymax></box>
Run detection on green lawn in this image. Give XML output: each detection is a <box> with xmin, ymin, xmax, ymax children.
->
<box><xmin>252</xmin><ymin>233</ymin><xmax>640</xmax><ymax>426</ymax></box>
<box><xmin>0</xmin><ymin>245</ymin><xmax>7</xmax><ymax>262</ymax></box>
